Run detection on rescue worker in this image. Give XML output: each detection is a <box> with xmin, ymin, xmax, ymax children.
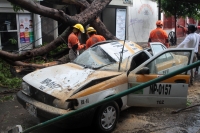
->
<box><xmin>177</xmin><ymin>24</ymin><xmax>200</xmax><ymax>85</ymax></box>
<box><xmin>148</xmin><ymin>20</ymin><xmax>169</xmax><ymax>48</ymax></box>
<box><xmin>68</xmin><ymin>23</ymin><xmax>85</xmax><ymax>61</ymax></box>
<box><xmin>86</xmin><ymin>27</ymin><xmax>106</xmax><ymax>49</ymax></box>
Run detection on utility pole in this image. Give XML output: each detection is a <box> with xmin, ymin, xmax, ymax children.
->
<box><xmin>158</xmin><ymin>0</ymin><xmax>161</xmax><ymax>20</ymax></box>
<box><xmin>174</xmin><ymin>1</ymin><xmax>177</xmax><ymax>45</ymax></box>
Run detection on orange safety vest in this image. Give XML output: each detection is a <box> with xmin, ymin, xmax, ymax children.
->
<box><xmin>68</xmin><ymin>33</ymin><xmax>84</xmax><ymax>50</ymax></box>
<box><xmin>149</xmin><ymin>27</ymin><xmax>169</xmax><ymax>48</ymax></box>
<box><xmin>86</xmin><ymin>34</ymin><xmax>106</xmax><ymax>49</ymax></box>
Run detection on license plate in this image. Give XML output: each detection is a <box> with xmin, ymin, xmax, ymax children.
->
<box><xmin>26</xmin><ymin>103</ymin><xmax>37</xmax><ymax>117</ymax></box>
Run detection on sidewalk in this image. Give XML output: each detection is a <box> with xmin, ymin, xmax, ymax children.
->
<box><xmin>176</xmin><ymin>36</ymin><xmax>185</xmax><ymax>44</ymax></box>
<box><xmin>136</xmin><ymin>36</ymin><xmax>186</xmax><ymax>48</ymax></box>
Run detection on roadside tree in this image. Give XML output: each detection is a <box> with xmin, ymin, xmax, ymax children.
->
<box><xmin>157</xmin><ymin>0</ymin><xmax>200</xmax><ymax>45</ymax></box>
<box><xmin>0</xmin><ymin>0</ymin><xmax>117</xmax><ymax>70</ymax></box>
<box><xmin>160</xmin><ymin>0</ymin><xmax>200</xmax><ymax>19</ymax></box>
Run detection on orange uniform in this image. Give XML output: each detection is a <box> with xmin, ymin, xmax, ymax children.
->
<box><xmin>86</xmin><ymin>34</ymin><xmax>106</xmax><ymax>49</ymax></box>
<box><xmin>68</xmin><ymin>33</ymin><xmax>84</xmax><ymax>50</ymax></box>
<box><xmin>148</xmin><ymin>27</ymin><xmax>169</xmax><ymax>48</ymax></box>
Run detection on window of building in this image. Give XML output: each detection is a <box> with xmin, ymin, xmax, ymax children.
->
<box><xmin>101</xmin><ymin>6</ymin><xmax>127</xmax><ymax>40</ymax></box>
<box><xmin>0</xmin><ymin>13</ymin><xmax>18</xmax><ymax>52</ymax></box>
<box><xmin>0</xmin><ymin>13</ymin><xmax>34</xmax><ymax>52</ymax></box>
<box><xmin>0</xmin><ymin>13</ymin><xmax>17</xmax><ymax>31</ymax></box>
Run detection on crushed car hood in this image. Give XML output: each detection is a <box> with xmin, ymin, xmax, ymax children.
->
<box><xmin>23</xmin><ymin>63</ymin><xmax>122</xmax><ymax>100</ymax></box>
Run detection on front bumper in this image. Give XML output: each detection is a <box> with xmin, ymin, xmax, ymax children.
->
<box><xmin>16</xmin><ymin>91</ymin><xmax>95</xmax><ymax>128</ymax></box>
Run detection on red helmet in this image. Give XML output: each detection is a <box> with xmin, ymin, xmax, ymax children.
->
<box><xmin>156</xmin><ymin>20</ymin><xmax>163</xmax><ymax>26</ymax></box>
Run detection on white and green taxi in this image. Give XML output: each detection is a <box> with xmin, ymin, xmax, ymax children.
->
<box><xmin>17</xmin><ymin>40</ymin><xmax>194</xmax><ymax>133</ymax></box>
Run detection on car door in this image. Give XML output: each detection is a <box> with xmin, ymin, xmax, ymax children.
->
<box><xmin>150</xmin><ymin>42</ymin><xmax>167</xmax><ymax>56</ymax></box>
<box><xmin>127</xmin><ymin>48</ymin><xmax>194</xmax><ymax>108</ymax></box>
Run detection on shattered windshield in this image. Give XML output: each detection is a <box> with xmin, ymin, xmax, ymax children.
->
<box><xmin>74</xmin><ymin>45</ymin><xmax>116</xmax><ymax>69</ymax></box>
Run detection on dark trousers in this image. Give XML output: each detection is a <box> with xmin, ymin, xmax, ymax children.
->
<box><xmin>196</xmin><ymin>53</ymin><xmax>200</xmax><ymax>72</ymax></box>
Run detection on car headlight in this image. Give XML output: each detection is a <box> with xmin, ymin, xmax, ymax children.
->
<box><xmin>21</xmin><ymin>82</ymin><xmax>32</xmax><ymax>96</ymax></box>
<box><xmin>53</xmin><ymin>99</ymin><xmax>72</xmax><ymax>110</ymax></box>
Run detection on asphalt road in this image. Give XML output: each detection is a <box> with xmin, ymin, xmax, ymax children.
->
<box><xmin>1</xmin><ymin>79</ymin><xmax>200</xmax><ymax>133</ymax></box>
<box><xmin>1</xmin><ymin>93</ymin><xmax>200</xmax><ymax>133</ymax></box>
<box><xmin>2</xmin><ymin>36</ymin><xmax>200</xmax><ymax>133</ymax></box>
<box><xmin>0</xmin><ymin>94</ymin><xmax>96</xmax><ymax>133</ymax></box>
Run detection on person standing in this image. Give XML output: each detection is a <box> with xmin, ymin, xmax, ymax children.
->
<box><xmin>194</xmin><ymin>26</ymin><xmax>200</xmax><ymax>75</ymax></box>
<box><xmin>68</xmin><ymin>23</ymin><xmax>85</xmax><ymax>61</ymax></box>
<box><xmin>176</xmin><ymin>24</ymin><xmax>200</xmax><ymax>85</ymax></box>
<box><xmin>86</xmin><ymin>27</ymin><xmax>106</xmax><ymax>49</ymax></box>
<box><xmin>177</xmin><ymin>23</ymin><xmax>189</xmax><ymax>35</ymax></box>
<box><xmin>195</xmin><ymin>44</ymin><xmax>200</xmax><ymax>75</ymax></box>
<box><xmin>148</xmin><ymin>20</ymin><xmax>169</xmax><ymax>48</ymax></box>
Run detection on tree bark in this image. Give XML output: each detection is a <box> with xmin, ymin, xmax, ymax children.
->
<box><xmin>46</xmin><ymin>0</ymin><xmax>90</xmax><ymax>6</ymax></box>
<box><xmin>7</xmin><ymin>0</ymin><xmax>112</xmax><ymax>25</ymax></box>
<box><xmin>6</xmin><ymin>60</ymin><xmax>60</xmax><ymax>68</ymax></box>
<box><xmin>3</xmin><ymin>0</ymin><xmax>116</xmax><ymax>69</ymax></box>
<box><xmin>91</xmin><ymin>17</ymin><xmax>118</xmax><ymax>40</ymax></box>
<box><xmin>0</xmin><ymin>30</ymin><xmax>68</xmax><ymax>61</ymax></box>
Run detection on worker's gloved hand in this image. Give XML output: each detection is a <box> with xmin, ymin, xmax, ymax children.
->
<box><xmin>72</xmin><ymin>44</ymin><xmax>78</xmax><ymax>51</ymax></box>
<box><xmin>82</xmin><ymin>44</ymin><xmax>86</xmax><ymax>49</ymax></box>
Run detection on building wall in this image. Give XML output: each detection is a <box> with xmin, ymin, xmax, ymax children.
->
<box><xmin>0</xmin><ymin>0</ymin><xmax>18</xmax><ymax>11</ymax></box>
<box><xmin>41</xmin><ymin>17</ymin><xmax>54</xmax><ymax>44</ymax></box>
<box><xmin>110</xmin><ymin>0</ymin><xmax>131</xmax><ymax>6</ymax></box>
<box><xmin>128</xmin><ymin>0</ymin><xmax>158</xmax><ymax>43</ymax></box>
<box><xmin>0</xmin><ymin>0</ymin><xmax>30</xmax><ymax>52</ymax></box>
<box><xmin>40</xmin><ymin>1</ymin><xmax>54</xmax><ymax>44</ymax></box>
<box><xmin>109</xmin><ymin>0</ymin><xmax>189</xmax><ymax>44</ymax></box>
<box><xmin>110</xmin><ymin>0</ymin><xmax>158</xmax><ymax>43</ymax></box>
<box><xmin>0</xmin><ymin>0</ymin><xmax>42</xmax><ymax>52</ymax></box>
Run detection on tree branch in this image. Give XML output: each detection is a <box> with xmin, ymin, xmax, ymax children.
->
<box><xmin>6</xmin><ymin>59</ymin><xmax>60</xmax><ymax>68</ymax></box>
<box><xmin>2</xmin><ymin>0</ymin><xmax>116</xmax><ymax>69</ymax></box>
<box><xmin>0</xmin><ymin>26</ymin><xmax>72</xmax><ymax>59</ymax></box>
<box><xmin>7</xmin><ymin>0</ymin><xmax>111</xmax><ymax>25</ymax></box>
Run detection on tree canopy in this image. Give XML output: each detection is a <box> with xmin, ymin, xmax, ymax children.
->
<box><xmin>160</xmin><ymin>0</ymin><xmax>200</xmax><ymax>19</ymax></box>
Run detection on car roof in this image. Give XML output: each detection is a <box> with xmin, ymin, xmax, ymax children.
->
<box><xmin>90</xmin><ymin>40</ymin><xmax>143</xmax><ymax>62</ymax></box>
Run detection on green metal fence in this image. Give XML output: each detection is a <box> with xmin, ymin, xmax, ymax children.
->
<box><xmin>21</xmin><ymin>60</ymin><xmax>200</xmax><ymax>133</ymax></box>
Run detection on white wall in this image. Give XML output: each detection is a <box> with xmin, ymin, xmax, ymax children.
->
<box><xmin>110</xmin><ymin>0</ymin><xmax>132</xmax><ymax>6</ymax></box>
<box><xmin>0</xmin><ymin>0</ymin><xmax>17</xmax><ymax>13</ymax></box>
<box><xmin>0</xmin><ymin>0</ymin><xmax>29</xmax><ymax>13</ymax></box>
<box><xmin>127</xmin><ymin>0</ymin><xmax>158</xmax><ymax>42</ymax></box>
<box><xmin>0</xmin><ymin>0</ymin><xmax>12</xmax><ymax>7</ymax></box>
<box><xmin>33</xmin><ymin>14</ymin><xmax>42</xmax><ymax>47</ymax></box>
<box><xmin>110</xmin><ymin>0</ymin><xmax>158</xmax><ymax>43</ymax></box>
<box><xmin>0</xmin><ymin>0</ymin><xmax>42</xmax><ymax>51</ymax></box>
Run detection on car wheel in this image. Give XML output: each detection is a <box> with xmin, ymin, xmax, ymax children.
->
<box><xmin>95</xmin><ymin>101</ymin><xmax>119</xmax><ymax>133</ymax></box>
<box><xmin>168</xmin><ymin>31</ymin><xmax>176</xmax><ymax>46</ymax></box>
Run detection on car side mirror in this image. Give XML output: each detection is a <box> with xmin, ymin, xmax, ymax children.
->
<box><xmin>136</xmin><ymin>67</ymin><xmax>150</xmax><ymax>74</ymax></box>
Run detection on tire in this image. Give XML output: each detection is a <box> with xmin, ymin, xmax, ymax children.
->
<box><xmin>168</xmin><ymin>31</ymin><xmax>176</xmax><ymax>46</ymax></box>
<box><xmin>94</xmin><ymin>101</ymin><xmax>119</xmax><ymax>133</ymax></box>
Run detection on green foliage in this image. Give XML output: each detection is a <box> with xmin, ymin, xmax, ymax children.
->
<box><xmin>29</xmin><ymin>43</ymin><xmax>67</xmax><ymax>63</ymax></box>
<box><xmin>9</xmin><ymin>38</ymin><xmax>17</xmax><ymax>45</ymax></box>
<box><xmin>10</xmin><ymin>3</ymin><xmax>24</xmax><ymax>12</ymax></box>
<box><xmin>186</xmin><ymin>100</ymin><xmax>191</xmax><ymax>107</ymax></box>
<box><xmin>0</xmin><ymin>95</ymin><xmax>14</xmax><ymax>102</ymax></box>
<box><xmin>0</xmin><ymin>43</ymin><xmax>67</xmax><ymax>88</ymax></box>
<box><xmin>0</xmin><ymin>59</ymin><xmax>22</xmax><ymax>89</ymax></box>
<box><xmin>158</xmin><ymin>0</ymin><xmax>200</xmax><ymax>19</ymax></box>
<box><xmin>49</xmin><ymin>43</ymin><xmax>68</xmax><ymax>56</ymax></box>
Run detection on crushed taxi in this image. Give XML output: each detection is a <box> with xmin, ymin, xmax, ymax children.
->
<box><xmin>16</xmin><ymin>40</ymin><xmax>194</xmax><ymax>133</ymax></box>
